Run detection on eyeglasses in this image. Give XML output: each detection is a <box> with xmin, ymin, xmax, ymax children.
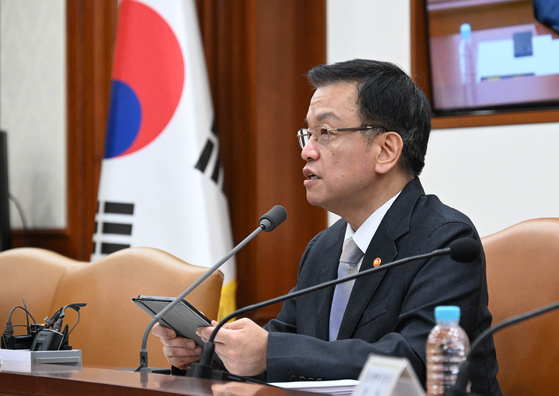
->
<box><xmin>296</xmin><ymin>125</ymin><xmax>385</xmax><ymax>149</ymax></box>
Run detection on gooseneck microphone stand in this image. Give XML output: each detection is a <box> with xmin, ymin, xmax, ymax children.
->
<box><xmin>187</xmin><ymin>237</ymin><xmax>481</xmax><ymax>380</ymax></box>
<box><xmin>135</xmin><ymin>205</ymin><xmax>287</xmax><ymax>373</ymax></box>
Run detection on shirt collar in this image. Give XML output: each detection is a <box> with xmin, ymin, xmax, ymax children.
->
<box><xmin>344</xmin><ymin>192</ymin><xmax>401</xmax><ymax>254</ymax></box>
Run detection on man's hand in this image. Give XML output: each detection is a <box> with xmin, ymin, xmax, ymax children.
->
<box><xmin>196</xmin><ymin>318</ymin><xmax>268</xmax><ymax>377</ymax></box>
<box><xmin>152</xmin><ymin>322</ymin><xmax>202</xmax><ymax>370</ymax></box>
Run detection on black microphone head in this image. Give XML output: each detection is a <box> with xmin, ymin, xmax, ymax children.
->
<box><xmin>449</xmin><ymin>238</ymin><xmax>482</xmax><ymax>263</ymax></box>
<box><xmin>259</xmin><ymin>205</ymin><xmax>287</xmax><ymax>232</ymax></box>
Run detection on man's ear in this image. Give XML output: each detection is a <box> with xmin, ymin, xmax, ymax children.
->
<box><xmin>374</xmin><ymin>132</ymin><xmax>404</xmax><ymax>174</ymax></box>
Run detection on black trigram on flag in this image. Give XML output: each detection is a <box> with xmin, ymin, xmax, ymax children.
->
<box><xmin>194</xmin><ymin>121</ymin><xmax>222</xmax><ymax>186</ymax></box>
<box><xmin>92</xmin><ymin>201</ymin><xmax>135</xmax><ymax>257</ymax></box>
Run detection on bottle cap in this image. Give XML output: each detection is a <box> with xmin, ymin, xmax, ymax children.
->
<box><xmin>435</xmin><ymin>305</ymin><xmax>461</xmax><ymax>322</ymax></box>
<box><xmin>460</xmin><ymin>23</ymin><xmax>471</xmax><ymax>39</ymax></box>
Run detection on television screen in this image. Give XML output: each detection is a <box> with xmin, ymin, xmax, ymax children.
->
<box><xmin>425</xmin><ymin>0</ymin><xmax>559</xmax><ymax>115</ymax></box>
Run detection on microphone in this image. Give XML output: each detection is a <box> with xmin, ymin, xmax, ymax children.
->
<box><xmin>448</xmin><ymin>237</ymin><xmax>481</xmax><ymax>263</ymax></box>
<box><xmin>259</xmin><ymin>205</ymin><xmax>288</xmax><ymax>232</ymax></box>
<box><xmin>135</xmin><ymin>205</ymin><xmax>288</xmax><ymax>373</ymax></box>
<box><xmin>444</xmin><ymin>300</ymin><xmax>559</xmax><ymax>396</ymax></box>
<box><xmin>186</xmin><ymin>237</ymin><xmax>481</xmax><ymax>381</ymax></box>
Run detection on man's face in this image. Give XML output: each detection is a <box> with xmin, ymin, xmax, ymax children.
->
<box><xmin>301</xmin><ymin>82</ymin><xmax>380</xmax><ymax>217</ymax></box>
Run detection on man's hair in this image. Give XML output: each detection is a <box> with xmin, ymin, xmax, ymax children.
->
<box><xmin>306</xmin><ymin>59</ymin><xmax>431</xmax><ymax>177</ymax></box>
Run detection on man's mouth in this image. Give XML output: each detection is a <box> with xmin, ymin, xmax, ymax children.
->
<box><xmin>303</xmin><ymin>167</ymin><xmax>320</xmax><ymax>181</ymax></box>
<box><xmin>304</xmin><ymin>168</ymin><xmax>319</xmax><ymax>180</ymax></box>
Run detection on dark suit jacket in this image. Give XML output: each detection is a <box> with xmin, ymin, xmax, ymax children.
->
<box><xmin>534</xmin><ymin>0</ymin><xmax>559</xmax><ymax>34</ymax></box>
<box><xmin>264</xmin><ymin>178</ymin><xmax>501</xmax><ymax>396</ymax></box>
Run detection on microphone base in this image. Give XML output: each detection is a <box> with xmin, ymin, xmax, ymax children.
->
<box><xmin>135</xmin><ymin>366</ymin><xmax>171</xmax><ymax>375</ymax></box>
<box><xmin>186</xmin><ymin>363</ymin><xmax>266</xmax><ymax>384</ymax></box>
<box><xmin>186</xmin><ymin>362</ymin><xmax>214</xmax><ymax>380</ymax></box>
<box><xmin>135</xmin><ymin>350</ymin><xmax>171</xmax><ymax>375</ymax></box>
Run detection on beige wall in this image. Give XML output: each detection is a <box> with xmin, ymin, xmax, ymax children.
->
<box><xmin>327</xmin><ymin>0</ymin><xmax>559</xmax><ymax>237</ymax></box>
<box><xmin>0</xmin><ymin>0</ymin><xmax>66</xmax><ymax>229</ymax></box>
<box><xmin>2</xmin><ymin>0</ymin><xmax>558</xmax><ymax>235</ymax></box>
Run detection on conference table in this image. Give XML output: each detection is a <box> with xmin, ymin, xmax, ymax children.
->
<box><xmin>0</xmin><ymin>360</ymin><xmax>315</xmax><ymax>396</ymax></box>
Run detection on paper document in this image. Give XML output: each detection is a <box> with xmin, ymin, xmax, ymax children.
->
<box><xmin>270</xmin><ymin>379</ymin><xmax>359</xmax><ymax>396</ymax></box>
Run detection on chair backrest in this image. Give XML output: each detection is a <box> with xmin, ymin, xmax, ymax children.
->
<box><xmin>0</xmin><ymin>247</ymin><xmax>223</xmax><ymax>369</ymax></box>
<box><xmin>0</xmin><ymin>248</ymin><xmax>82</xmax><ymax>330</ymax></box>
<box><xmin>482</xmin><ymin>218</ymin><xmax>559</xmax><ymax>396</ymax></box>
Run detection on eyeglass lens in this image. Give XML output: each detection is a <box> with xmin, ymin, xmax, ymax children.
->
<box><xmin>298</xmin><ymin>127</ymin><xmax>329</xmax><ymax>148</ymax></box>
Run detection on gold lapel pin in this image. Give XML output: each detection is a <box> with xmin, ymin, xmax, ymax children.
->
<box><xmin>373</xmin><ymin>258</ymin><xmax>381</xmax><ymax>267</ymax></box>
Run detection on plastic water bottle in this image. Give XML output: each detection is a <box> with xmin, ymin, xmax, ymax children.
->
<box><xmin>458</xmin><ymin>23</ymin><xmax>475</xmax><ymax>106</ymax></box>
<box><xmin>426</xmin><ymin>306</ymin><xmax>470</xmax><ymax>395</ymax></box>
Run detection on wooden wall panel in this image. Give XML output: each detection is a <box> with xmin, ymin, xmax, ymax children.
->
<box><xmin>427</xmin><ymin>0</ymin><xmax>534</xmax><ymax>37</ymax></box>
<box><xmin>196</xmin><ymin>0</ymin><xmax>328</xmax><ymax>323</ymax></box>
<box><xmin>66</xmin><ymin>0</ymin><xmax>117</xmax><ymax>260</ymax></box>
<box><xmin>12</xmin><ymin>0</ymin><xmax>327</xmax><ymax>325</ymax></box>
<box><xmin>252</xmin><ymin>0</ymin><xmax>327</xmax><ymax>322</ymax></box>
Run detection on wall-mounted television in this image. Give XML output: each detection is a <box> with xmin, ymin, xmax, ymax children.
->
<box><xmin>425</xmin><ymin>0</ymin><xmax>559</xmax><ymax>116</ymax></box>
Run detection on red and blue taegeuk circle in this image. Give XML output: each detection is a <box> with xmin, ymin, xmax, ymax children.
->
<box><xmin>105</xmin><ymin>0</ymin><xmax>185</xmax><ymax>158</ymax></box>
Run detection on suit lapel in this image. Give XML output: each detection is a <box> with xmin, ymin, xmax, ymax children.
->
<box><xmin>336</xmin><ymin>178</ymin><xmax>425</xmax><ymax>340</ymax></box>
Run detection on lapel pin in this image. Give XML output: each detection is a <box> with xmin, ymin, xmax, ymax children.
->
<box><xmin>373</xmin><ymin>258</ymin><xmax>381</xmax><ymax>267</ymax></box>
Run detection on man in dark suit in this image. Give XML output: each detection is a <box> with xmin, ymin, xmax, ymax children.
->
<box><xmin>153</xmin><ymin>59</ymin><xmax>501</xmax><ymax>395</ymax></box>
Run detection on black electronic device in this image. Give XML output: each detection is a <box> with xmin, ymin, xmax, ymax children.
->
<box><xmin>132</xmin><ymin>295</ymin><xmax>226</xmax><ymax>370</ymax></box>
<box><xmin>30</xmin><ymin>328</ymin><xmax>65</xmax><ymax>351</ymax></box>
<box><xmin>0</xmin><ymin>131</ymin><xmax>11</xmax><ymax>251</ymax></box>
<box><xmin>1</xmin><ymin>302</ymin><xmax>86</xmax><ymax>351</ymax></box>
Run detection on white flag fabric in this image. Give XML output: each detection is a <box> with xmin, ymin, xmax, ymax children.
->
<box><xmin>92</xmin><ymin>0</ymin><xmax>236</xmax><ymax>319</ymax></box>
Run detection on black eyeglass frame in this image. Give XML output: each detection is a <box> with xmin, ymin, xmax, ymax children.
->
<box><xmin>296</xmin><ymin>125</ymin><xmax>386</xmax><ymax>149</ymax></box>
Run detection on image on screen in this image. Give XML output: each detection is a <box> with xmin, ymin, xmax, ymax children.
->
<box><xmin>426</xmin><ymin>0</ymin><xmax>559</xmax><ymax>115</ymax></box>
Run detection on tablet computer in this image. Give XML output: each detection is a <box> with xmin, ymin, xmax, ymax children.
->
<box><xmin>132</xmin><ymin>295</ymin><xmax>226</xmax><ymax>371</ymax></box>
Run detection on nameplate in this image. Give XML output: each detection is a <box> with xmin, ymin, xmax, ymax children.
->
<box><xmin>0</xmin><ymin>348</ymin><xmax>82</xmax><ymax>368</ymax></box>
<box><xmin>353</xmin><ymin>355</ymin><xmax>423</xmax><ymax>396</ymax></box>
